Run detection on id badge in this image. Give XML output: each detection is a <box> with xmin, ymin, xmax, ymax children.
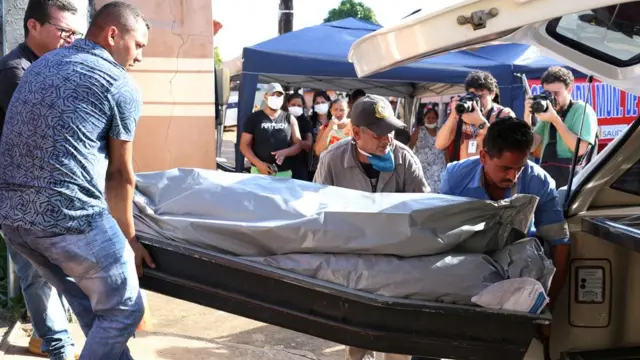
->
<box><xmin>468</xmin><ymin>140</ymin><xmax>478</xmax><ymax>154</ymax></box>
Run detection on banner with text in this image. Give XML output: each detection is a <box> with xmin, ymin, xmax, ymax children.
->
<box><xmin>528</xmin><ymin>78</ymin><xmax>637</xmax><ymax>142</ymax></box>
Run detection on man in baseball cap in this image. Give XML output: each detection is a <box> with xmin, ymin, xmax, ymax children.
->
<box><xmin>314</xmin><ymin>93</ymin><xmax>428</xmax><ymax>189</ymax></box>
<box><xmin>313</xmin><ymin>94</ymin><xmax>429</xmax><ymax>360</ymax></box>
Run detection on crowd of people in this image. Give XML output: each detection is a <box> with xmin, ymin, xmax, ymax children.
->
<box><xmin>240</xmin><ymin>68</ymin><xmax>598</xmax><ymax>360</ymax></box>
<box><xmin>0</xmin><ymin>0</ymin><xmax>152</xmax><ymax>359</ymax></box>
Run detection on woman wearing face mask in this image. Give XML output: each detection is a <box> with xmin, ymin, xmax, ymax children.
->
<box><xmin>409</xmin><ymin>108</ymin><xmax>447</xmax><ymax>192</ymax></box>
<box><xmin>313</xmin><ymin>98</ymin><xmax>352</xmax><ymax>156</ymax></box>
<box><xmin>284</xmin><ymin>93</ymin><xmax>313</xmax><ymax>181</ymax></box>
<box><xmin>239</xmin><ymin>83</ymin><xmax>302</xmax><ymax>178</ymax></box>
<box><xmin>308</xmin><ymin>90</ymin><xmax>332</xmax><ymax>179</ymax></box>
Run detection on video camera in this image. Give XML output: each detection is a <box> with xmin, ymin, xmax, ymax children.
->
<box><xmin>530</xmin><ymin>90</ymin><xmax>557</xmax><ymax>113</ymax></box>
<box><xmin>455</xmin><ymin>92</ymin><xmax>482</xmax><ymax>115</ymax></box>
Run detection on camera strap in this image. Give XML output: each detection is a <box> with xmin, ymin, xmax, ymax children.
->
<box><xmin>450</xmin><ymin>116</ymin><xmax>464</xmax><ymax>162</ymax></box>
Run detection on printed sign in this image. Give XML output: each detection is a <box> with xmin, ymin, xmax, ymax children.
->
<box><xmin>528</xmin><ymin>78</ymin><xmax>637</xmax><ymax>144</ymax></box>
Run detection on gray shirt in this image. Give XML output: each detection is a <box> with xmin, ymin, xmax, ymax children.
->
<box><xmin>313</xmin><ymin>138</ymin><xmax>430</xmax><ymax>193</ymax></box>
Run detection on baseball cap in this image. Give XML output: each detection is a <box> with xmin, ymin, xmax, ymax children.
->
<box><xmin>266</xmin><ymin>82</ymin><xmax>284</xmax><ymax>95</ymax></box>
<box><xmin>350</xmin><ymin>94</ymin><xmax>405</xmax><ymax>136</ymax></box>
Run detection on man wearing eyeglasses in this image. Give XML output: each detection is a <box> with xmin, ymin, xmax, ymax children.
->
<box><xmin>0</xmin><ymin>1</ymin><xmax>83</xmax><ymax>359</ymax></box>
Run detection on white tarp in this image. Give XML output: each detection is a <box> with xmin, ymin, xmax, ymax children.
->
<box><xmin>132</xmin><ymin>168</ymin><xmax>552</xmax><ymax>303</ymax></box>
<box><xmin>246</xmin><ymin>238</ymin><xmax>554</xmax><ymax>304</ymax></box>
<box><xmin>133</xmin><ymin>168</ymin><xmax>538</xmax><ymax>257</ymax></box>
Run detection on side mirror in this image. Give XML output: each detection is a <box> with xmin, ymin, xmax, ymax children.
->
<box><xmin>214</xmin><ymin>68</ymin><xmax>230</xmax><ymax>127</ymax></box>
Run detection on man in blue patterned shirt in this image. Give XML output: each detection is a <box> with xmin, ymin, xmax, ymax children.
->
<box><xmin>0</xmin><ymin>2</ymin><xmax>153</xmax><ymax>359</ymax></box>
<box><xmin>0</xmin><ymin>1</ymin><xmax>84</xmax><ymax>358</ymax></box>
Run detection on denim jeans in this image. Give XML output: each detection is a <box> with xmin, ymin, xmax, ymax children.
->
<box><xmin>6</xmin><ymin>241</ymin><xmax>75</xmax><ymax>360</ymax></box>
<box><xmin>2</xmin><ymin>213</ymin><xmax>144</xmax><ymax>360</ymax></box>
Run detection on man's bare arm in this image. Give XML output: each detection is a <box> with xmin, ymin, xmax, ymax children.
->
<box><xmin>106</xmin><ymin>137</ymin><xmax>155</xmax><ymax>275</ymax></box>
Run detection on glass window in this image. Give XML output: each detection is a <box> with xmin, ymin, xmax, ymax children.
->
<box><xmin>547</xmin><ymin>2</ymin><xmax>640</xmax><ymax>67</ymax></box>
<box><xmin>610</xmin><ymin>159</ymin><xmax>640</xmax><ymax>196</ymax></box>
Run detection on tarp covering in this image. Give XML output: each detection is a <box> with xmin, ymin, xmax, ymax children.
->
<box><xmin>133</xmin><ymin>168</ymin><xmax>538</xmax><ymax>258</ymax></box>
<box><xmin>247</xmin><ymin>238</ymin><xmax>554</xmax><ymax>304</ymax></box>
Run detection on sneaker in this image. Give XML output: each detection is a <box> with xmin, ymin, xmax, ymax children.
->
<box><xmin>28</xmin><ymin>335</ymin><xmax>80</xmax><ymax>359</ymax></box>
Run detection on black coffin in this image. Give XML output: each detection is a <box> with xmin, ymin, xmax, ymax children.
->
<box><xmin>138</xmin><ymin>236</ymin><xmax>550</xmax><ymax>360</ymax></box>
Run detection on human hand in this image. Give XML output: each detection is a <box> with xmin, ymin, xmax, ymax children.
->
<box><xmin>129</xmin><ymin>237</ymin><xmax>155</xmax><ymax>277</ymax></box>
<box><xmin>256</xmin><ymin>161</ymin><xmax>275</xmax><ymax>175</ymax></box>
<box><xmin>537</xmin><ymin>101</ymin><xmax>560</xmax><ymax>123</ymax></box>
<box><xmin>271</xmin><ymin>150</ymin><xmax>288</xmax><ymax>165</ymax></box>
<box><xmin>461</xmin><ymin>102</ymin><xmax>486</xmax><ymax>126</ymax></box>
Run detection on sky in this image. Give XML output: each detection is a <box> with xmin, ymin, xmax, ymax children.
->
<box><xmin>213</xmin><ymin>0</ymin><xmax>424</xmax><ymax>61</ymax></box>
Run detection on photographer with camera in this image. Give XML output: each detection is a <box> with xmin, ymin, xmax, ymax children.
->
<box><xmin>435</xmin><ymin>71</ymin><xmax>515</xmax><ymax>162</ymax></box>
<box><xmin>525</xmin><ymin>66</ymin><xmax>598</xmax><ymax>188</ymax></box>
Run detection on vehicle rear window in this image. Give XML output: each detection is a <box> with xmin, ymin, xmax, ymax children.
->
<box><xmin>546</xmin><ymin>2</ymin><xmax>640</xmax><ymax>67</ymax></box>
<box><xmin>610</xmin><ymin>159</ymin><xmax>640</xmax><ymax>196</ymax></box>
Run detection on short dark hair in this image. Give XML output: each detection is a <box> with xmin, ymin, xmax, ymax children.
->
<box><xmin>464</xmin><ymin>70</ymin><xmax>499</xmax><ymax>93</ymax></box>
<box><xmin>482</xmin><ymin>117</ymin><xmax>533</xmax><ymax>158</ymax></box>
<box><xmin>349</xmin><ymin>89</ymin><xmax>366</xmax><ymax>103</ymax></box>
<box><xmin>89</xmin><ymin>1</ymin><xmax>150</xmax><ymax>35</ymax></box>
<box><xmin>540</xmin><ymin>66</ymin><xmax>574</xmax><ymax>88</ymax></box>
<box><xmin>24</xmin><ymin>0</ymin><xmax>78</xmax><ymax>38</ymax></box>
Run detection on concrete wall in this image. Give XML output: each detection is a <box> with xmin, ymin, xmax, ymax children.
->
<box><xmin>95</xmin><ymin>0</ymin><xmax>216</xmax><ymax>172</ymax></box>
<box><xmin>2</xmin><ymin>0</ymin><xmax>216</xmax><ymax>172</ymax></box>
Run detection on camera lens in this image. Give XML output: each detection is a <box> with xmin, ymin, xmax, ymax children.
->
<box><xmin>531</xmin><ymin>100</ymin><xmax>547</xmax><ymax>114</ymax></box>
<box><xmin>455</xmin><ymin>103</ymin><xmax>467</xmax><ymax>115</ymax></box>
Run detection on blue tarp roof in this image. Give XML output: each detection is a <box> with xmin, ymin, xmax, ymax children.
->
<box><xmin>240</xmin><ymin>18</ymin><xmax>505</xmax><ymax>95</ymax></box>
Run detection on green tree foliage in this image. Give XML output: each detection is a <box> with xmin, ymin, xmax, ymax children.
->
<box><xmin>214</xmin><ymin>47</ymin><xmax>222</xmax><ymax>68</ymax></box>
<box><xmin>324</xmin><ymin>0</ymin><xmax>378</xmax><ymax>24</ymax></box>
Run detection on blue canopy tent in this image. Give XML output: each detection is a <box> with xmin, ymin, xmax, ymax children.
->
<box><xmin>235</xmin><ymin>18</ymin><xmax>508</xmax><ymax>169</ymax></box>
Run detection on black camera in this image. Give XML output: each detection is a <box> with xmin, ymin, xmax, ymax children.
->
<box><xmin>455</xmin><ymin>92</ymin><xmax>481</xmax><ymax>115</ymax></box>
<box><xmin>530</xmin><ymin>90</ymin><xmax>557</xmax><ymax>113</ymax></box>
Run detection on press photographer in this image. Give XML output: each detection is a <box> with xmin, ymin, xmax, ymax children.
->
<box><xmin>435</xmin><ymin>71</ymin><xmax>515</xmax><ymax>162</ymax></box>
<box><xmin>525</xmin><ymin>66</ymin><xmax>598</xmax><ymax>188</ymax></box>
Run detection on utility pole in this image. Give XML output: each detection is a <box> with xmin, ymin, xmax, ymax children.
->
<box><xmin>279</xmin><ymin>0</ymin><xmax>293</xmax><ymax>93</ymax></box>
<box><xmin>278</xmin><ymin>0</ymin><xmax>293</xmax><ymax>35</ymax></box>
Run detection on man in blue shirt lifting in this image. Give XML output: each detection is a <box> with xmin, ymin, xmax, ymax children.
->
<box><xmin>440</xmin><ymin>116</ymin><xmax>569</xmax><ymax>306</ymax></box>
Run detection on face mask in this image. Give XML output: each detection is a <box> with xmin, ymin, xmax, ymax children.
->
<box><xmin>424</xmin><ymin>122</ymin><xmax>438</xmax><ymax>129</ymax></box>
<box><xmin>357</xmin><ymin>147</ymin><xmax>395</xmax><ymax>172</ymax></box>
<box><xmin>267</xmin><ymin>96</ymin><xmax>284</xmax><ymax>110</ymax></box>
<box><xmin>289</xmin><ymin>106</ymin><xmax>303</xmax><ymax>117</ymax></box>
<box><xmin>314</xmin><ymin>103</ymin><xmax>329</xmax><ymax>114</ymax></box>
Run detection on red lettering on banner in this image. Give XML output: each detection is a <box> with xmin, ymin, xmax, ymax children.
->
<box><xmin>527</xmin><ymin>78</ymin><xmax>638</xmax><ymax>145</ymax></box>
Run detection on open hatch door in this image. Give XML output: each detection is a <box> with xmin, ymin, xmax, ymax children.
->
<box><xmin>349</xmin><ymin>0</ymin><xmax>640</xmax><ymax>95</ymax></box>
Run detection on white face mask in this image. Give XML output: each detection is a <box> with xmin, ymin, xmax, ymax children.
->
<box><xmin>314</xmin><ymin>103</ymin><xmax>329</xmax><ymax>114</ymax></box>
<box><xmin>267</xmin><ymin>96</ymin><xmax>284</xmax><ymax>110</ymax></box>
<box><xmin>289</xmin><ymin>106</ymin><xmax>303</xmax><ymax>117</ymax></box>
<box><xmin>424</xmin><ymin>122</ymin><xmax>438</xmax><ymax>129</ymax></box>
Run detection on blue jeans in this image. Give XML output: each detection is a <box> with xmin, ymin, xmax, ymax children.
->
<box><xmin>2</xmin><ymin>213</ymin><xmax>144</xmax><ymax>360</ymax></box>
<box><xmin>6</xmin><ymin>242</ymin><xmax>75</xmax><ymax>360</ymax></box>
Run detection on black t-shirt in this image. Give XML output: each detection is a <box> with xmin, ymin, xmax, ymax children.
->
<box><xmin>244</xmin><ymin>110</ymin><xmax>294</xmax><ymax>171</ymax></box>
<box><xmin>0</xmin><ymin>43</ymin><xmax>39</xmax><ymax>139</ymax></box>
<box><xmin>359</xmin><ymin>162</ymin><xmax>380</xmax><ymax>192</ymax></box>
<box><xmin>297</xmin><ymin>114</ymin><xmax>312</xmax><ymax>136</ymax></box>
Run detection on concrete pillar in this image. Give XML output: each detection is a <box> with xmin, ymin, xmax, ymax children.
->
<box><xmin>94</xmin><ymin>0</ymin><xmax>217</xmax><ymax>172</ymax></box>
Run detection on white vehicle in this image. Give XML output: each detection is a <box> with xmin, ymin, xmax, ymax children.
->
<box><xmin>223</xmin><ymin>93</ymin><xmax>238</xmax><ymax>127</ymax></box>
<box><xmin>349</xmin><ymin>1</ymin><xmax>640</xmax><ymax>359</ymax></box>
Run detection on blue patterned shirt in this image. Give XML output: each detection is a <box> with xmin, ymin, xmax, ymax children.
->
<box><xmin>0</xmin><ymin>39</ymin><xmax>141</xmax><ymax>234</ymax></box>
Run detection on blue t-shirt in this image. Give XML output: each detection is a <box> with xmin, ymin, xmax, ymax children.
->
<box><xmin>440</xmin><ymin>157</ymin><xmax>570</xmax><ymax>245</ymax></box>
<box><xmin>0</xmin><ymin>39</ymin><xmax>141</xmax><ymax>234</ymax></box>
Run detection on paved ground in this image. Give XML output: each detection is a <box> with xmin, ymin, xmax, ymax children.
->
<box><xmin>1</xmin><ymin>292</ymin><xmax>344</xmax><ymax>360</ymax></box>
<box><xmin>219</xmin><ymin>127</ymin><xmax>240</xmax><ymax>168</ymax></box>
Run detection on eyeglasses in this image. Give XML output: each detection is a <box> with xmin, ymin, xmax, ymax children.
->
<box><xmin>47</xmin><ymin>22</ymin><xmax>84</xmax><ymax>40</ymax></box>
